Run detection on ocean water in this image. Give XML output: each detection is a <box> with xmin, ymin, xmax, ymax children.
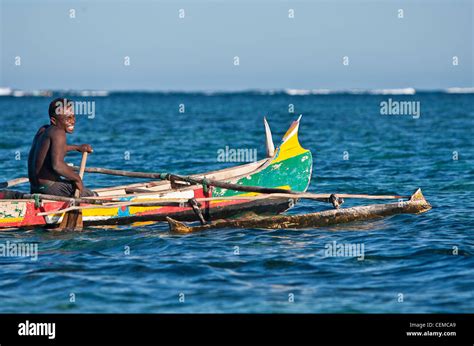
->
<box><xmin>0</xmin><ymin>92</ymin><xmax>472</xmax><ymax>313</ymax></box>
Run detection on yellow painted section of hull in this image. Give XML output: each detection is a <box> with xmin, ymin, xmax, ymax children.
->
<box><xmin>272</xmin><ymin>133</ymin><xmax>309</xmax><ymax>164</ymax></box>
<box><xmin>129</xmin><ymin>206</ymin><xmax>163</xmax><ymax>214</ymax></box>
<box><xmin>0</xmin><ymin>217</ymin><xmax>24</xmax><ymax>224</ymax></box>
<box><xmin>77</xmin><ymin>206</ymin><xmax>164</xmax><ymax>217</ymax></box>
<box><xmin>83</xmin><ymin>208</ymin><xmax>119</xmax><ymax>217</ymax></box>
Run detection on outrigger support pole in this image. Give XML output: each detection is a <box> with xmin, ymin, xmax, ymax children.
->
<box><xmin>188</xmin><ymin>198</ymin><xmax>206</xmax><ymax>225</ymax></box>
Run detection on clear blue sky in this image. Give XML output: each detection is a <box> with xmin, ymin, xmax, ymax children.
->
<box><xmin>1</xmin><ymin>0</ymin><xmax>472</xmax><ymax>91</ymax></box>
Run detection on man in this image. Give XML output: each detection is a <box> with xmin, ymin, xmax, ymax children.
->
<box><xmin>28</xmin><ymin>98</ymin><xmax>96</xmax><ymax>197</ymax></box>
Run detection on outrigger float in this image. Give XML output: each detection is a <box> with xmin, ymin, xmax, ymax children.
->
<box><xmin>0</xmin><ymin>117</ymin><xmax>431</xmax><ymax>231</ymax></box>
<box><xmin>167</xmin><ymin>189</ymin><xmax>431</xmax><ymax>233</ymax></box>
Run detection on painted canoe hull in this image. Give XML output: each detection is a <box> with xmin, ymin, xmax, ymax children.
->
<box><xmin>167</xmin><ymin>189</ymin><xmax>431</xmax><ymax>233</ymax></box>
<box><xmin>0</xmin><ymin>118</ymin><xmax>312</xmax><ymax>230</ymax></box>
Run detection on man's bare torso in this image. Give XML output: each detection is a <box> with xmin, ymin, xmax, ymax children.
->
<box><xmin>28</xmin><ymin>125</ymin><xmax>63</xmax><ymax>187</ymax></box>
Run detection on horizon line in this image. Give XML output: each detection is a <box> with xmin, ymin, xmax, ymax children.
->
<box><xmin>1</xmin><ymin>86</ymin><xmax>474</xmax><ymax>97</ymax></box>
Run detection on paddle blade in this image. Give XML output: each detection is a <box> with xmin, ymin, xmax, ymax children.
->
<box><xmin>58</xmin><ymin>210</ymin><xmax>83</xmax><ymax>231</ymax></box>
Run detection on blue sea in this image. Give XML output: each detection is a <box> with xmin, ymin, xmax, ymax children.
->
<box><xmin>0</xmin><ymin>91</ymin><xmax>472</xmax><ymax>313</ymax></box>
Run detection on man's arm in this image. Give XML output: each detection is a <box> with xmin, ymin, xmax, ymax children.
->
<box><xmin>66</xmin><ymin>144</ymin><xmax>93</xmax><ymax>153</ymax></box>
<box><xmin>50</xmin><ymin>129</ymin><xmax>84</xmax><ymax>191</ymax></box>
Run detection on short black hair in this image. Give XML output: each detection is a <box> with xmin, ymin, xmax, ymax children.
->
<box><xmin>48</xmin><ymin>97</ymin><xmax>74</xmax><ymax>118</ymax></box>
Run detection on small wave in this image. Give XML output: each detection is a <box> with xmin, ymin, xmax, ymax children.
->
<box><xmin>285</xmin><ymin>89</ymin><xmax>332</xmax><ymax>95</ymax></box>
<box><xmin>283</xmin><ymin>88</ymin><xmax>416</xmax><ymax>95</ymax></box>
<box><xmin>368</xmin><ymin>88</ymin><xmax>416</xmax><ymax>95</ymax></box>
<box><xmin>0</xmin><ymin>89</ymin><xmax>53</xmax><ymax>97</ymax></box>
<box><xmin>12</xmin><ymin>90</ymin><xmax>53</xmax><ymax>97</ymax></box>
<box><xmin>12</xmin><ymin>91</ymin><xmax>25</xmax><ymax>97</ymax></box>
<box><xmin>0</xmin><ymin>87</ymin><xmax>12</xmax><ymax>96</ymax></box>
<box><xmin>78</xmin><ymin>90</ymin><xmax>109</xmax><ymax>97</ymax></box>
<box><xmin>444</xmin><ymin>87</ymin><xmax>474</xmax><ymax>94</ymax></box>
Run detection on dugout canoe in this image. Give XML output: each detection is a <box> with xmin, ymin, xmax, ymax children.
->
<box><xmin>0</xmin><ymin>118</ymin><xmax>313</xmax><ymax>229</ymax></box>
<box><xmin>167</xmin><ymin>189</ymin><xmax>432</xmax><ymax>233</ymax></box>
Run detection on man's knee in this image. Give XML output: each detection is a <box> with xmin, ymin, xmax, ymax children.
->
<box><xmin>80</xmin><ymin>189</ymin><xmax>97</xmax><ymax>197</ymax></box>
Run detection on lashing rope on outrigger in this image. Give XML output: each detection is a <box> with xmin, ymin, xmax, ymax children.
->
<box><xmin>33</xmin><ymin>194</ymin><xmax>41</xmax><ymax>208</ymax></box>
<box><xmin>161</xmin><ymin>174</ymin><xmax>210</xmax><ymax>195</ymax></box>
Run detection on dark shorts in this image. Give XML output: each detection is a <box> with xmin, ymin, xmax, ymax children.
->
<box><xmin>31</xmin><ymin>181</ymin><xmax>97</xmax><ymax>197</ymax></box>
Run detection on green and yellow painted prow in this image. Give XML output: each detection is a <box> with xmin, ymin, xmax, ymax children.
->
<box><xmin>214</xmin><ymin>116</ymin><xmax>313</xmax><ymax>197</ymax></box>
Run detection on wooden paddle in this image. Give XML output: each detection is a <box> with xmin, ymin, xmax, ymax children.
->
<box><xmin>58</xmin><ymin>152</ymin><xmax>88</xmax><ymax>231</ymax></box>
<box><xmin>0</xmin><ymin>177</ymin><xmax>29</xmax><ymax>189</ymax></box>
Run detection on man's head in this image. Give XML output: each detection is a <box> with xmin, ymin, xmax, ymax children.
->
<box><xmin>48</xmin><ymin>98</ymin><xmax>75</xmax><ymax>133</ymax></box>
